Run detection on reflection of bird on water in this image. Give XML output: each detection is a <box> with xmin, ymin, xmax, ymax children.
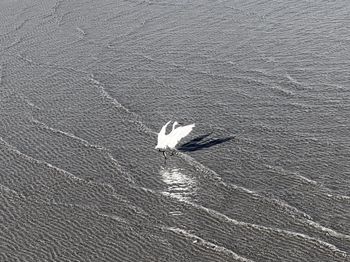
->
<box><xmin>155</xmin><ymin>120</ymin><xmax>195</xmax><ymax>161</ymax></box>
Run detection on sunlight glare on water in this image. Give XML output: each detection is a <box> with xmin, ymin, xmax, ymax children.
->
<box><xmin>160</xmin><ymin>167</ymin><xmax>197</xmax><ymax>202</ymax></box>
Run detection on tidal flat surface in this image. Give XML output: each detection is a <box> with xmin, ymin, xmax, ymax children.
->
<box><xmin>0</xmin><ymin>0</ymin><xmax>349</xmax><ymax>261</ymax></box>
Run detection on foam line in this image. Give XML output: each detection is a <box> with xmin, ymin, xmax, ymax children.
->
<box><xmin>0</xmin><ymin>183</ymin><xmax>26</xmax><ymax>199</ymax></box>
<box><xmin>159</xmin><ymin>189</ymin><xmax>349</xmax><ymax>257</ymax></box>
<box><xmin>30</xmin><ymin>117</ymin><xmax>135</xmax><ymax>184</ymax></box>
<box><xmin>165</xmin><ymin>227</ymin><xmax>256</xmax><ymax>262</ymax></box>
<box><xmin>90</xmin><ymin>77</ymin><xmax>350</xmax><ymax>243</ymax></box>
<box><xmin>0</xmin><ymin>137</ymin><xmax>83</xmax><ymax>182</ymax></box>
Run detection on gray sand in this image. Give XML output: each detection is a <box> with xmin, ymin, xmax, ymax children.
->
<box><xmin>0</xmin><ymin>0</ymin><xmax>349</xmax><ymax>261</ymax></box>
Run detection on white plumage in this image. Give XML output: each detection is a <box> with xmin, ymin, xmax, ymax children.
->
<box><xmin>155</xmin><ymin>121</ymin><xmax>195</xmax><ymax>159</ymax></box>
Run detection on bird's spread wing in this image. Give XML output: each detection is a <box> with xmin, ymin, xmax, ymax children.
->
<box><xmin>168</xmin><ymin>124</ymin><xmax>195</xmax><ymax>148</ymax></box>
<box><xmin>159</xmin><ymin>121</ymin><xmax>171</xmax><ymax>136</ymax></box>
<box><xmin>156</xmin><ymin>121</ymin><xmax>172</xmax><ymax>149</ymax></box>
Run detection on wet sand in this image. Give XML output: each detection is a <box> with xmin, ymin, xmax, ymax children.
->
<box><xmin>0</xmin><ymin>0</ymin><xmax>349</xmax><ymax>261</ymax></box>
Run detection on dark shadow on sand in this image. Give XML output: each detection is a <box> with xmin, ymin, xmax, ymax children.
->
<box><xmin>178</xmin><ymin>133</ymin><xmax>234</xmax><ymax>152</ymax></box>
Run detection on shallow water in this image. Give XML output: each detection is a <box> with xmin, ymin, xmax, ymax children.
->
<box><xmin>0</xmin><ymin>0</ymin><xmax>349</xmax><ymax>261</ymax></box>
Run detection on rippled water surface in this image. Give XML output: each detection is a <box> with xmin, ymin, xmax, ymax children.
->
<box><xmin>0</xmin><ymin>0</ymin><xmax>349</xmax><ymax>261</ymax></box>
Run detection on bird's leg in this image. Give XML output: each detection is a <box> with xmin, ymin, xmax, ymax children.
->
<box><xmin>170</xmin><ymin>150</ymin><xmax>178</xmax><ymax>156</ymax></box>
<box><xmin>162</xmin><ymin>151</ymin><xmax>167</xmax><ymax>165</ymax></box>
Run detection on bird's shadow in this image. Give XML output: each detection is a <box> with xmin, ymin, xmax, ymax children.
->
<box><xmin>178</xmin><ymin>132</ymin><xmax>234</xmax><ymax>152</ymax></box>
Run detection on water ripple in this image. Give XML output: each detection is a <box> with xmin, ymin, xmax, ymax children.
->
<box><xmin>160</xmin><ymin>167</ymin><xmax>197</xmax><ymax>201</ymax></box>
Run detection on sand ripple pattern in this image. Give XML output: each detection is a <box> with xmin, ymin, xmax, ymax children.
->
<box><xmin>0</xmin><ymin>0</ymin><xmax>349</xmax><ymax>261</ymax></box>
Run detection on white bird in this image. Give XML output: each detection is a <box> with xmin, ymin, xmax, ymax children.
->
<box><xmin>155</xmin><ymin>120</ymin><xmax>195</xmax><ymax>160</ymax></box>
